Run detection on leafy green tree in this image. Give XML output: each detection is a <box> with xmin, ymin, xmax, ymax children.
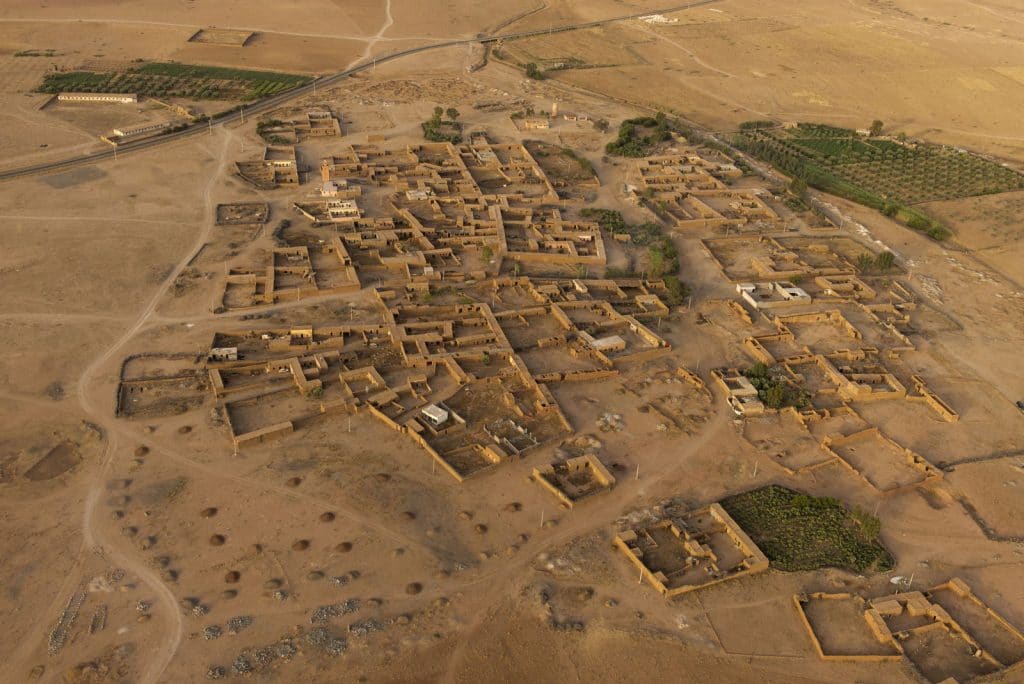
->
<box><xmin>446</xmin><ymin>107</ymin><xmax>460</xmax><ymax>121</ymax></box>
<box><xmin>763</xmin><ymin>384</ymin><xmax>786</xmax><ymax>409</ymax></box>
<box><xmin>525</xmin><ymin>63</ymin><xmax>544</xmax><ymax>80</ymax></box>
<box><xmin>869</xmin><ymin>120</ymin><xmax>884</xmax><ymax>137</ymax></box>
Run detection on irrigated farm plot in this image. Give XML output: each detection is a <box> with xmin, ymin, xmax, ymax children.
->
<box><xmin>39</xmin><ymin>62</ymin><xmax>311</xmax><ymax>101</ymax></box>
<box><xmin>732</xmin><ymin>123</ymin><xmax>1024</xmax><ymax>240</ymax></box>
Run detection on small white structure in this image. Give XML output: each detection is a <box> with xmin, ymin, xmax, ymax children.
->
<box><xmin>738</xmin><ymin>281</ymin><xmax>810</xmax><ymax>310</ymax></box>
<box><xmin>421</xmin><ymin>404</ymin><xmax>450</xmax><ymax>428</ymax></box>
<box><xmin>578</xmin><ymin>331</ymin><xmax>627</xmax><ymax>353</ymax></box>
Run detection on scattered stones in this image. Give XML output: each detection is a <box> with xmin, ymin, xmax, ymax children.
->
<box><xmin>348</xmin><ymin>619</ymin><xmax>384</xmax><ymax>637</ymax></box>
<box><xmin>273</xmin><ymin>590</ymin><xmax>288</xmax><ymax>601</ymax></box>
<box><xmin>48</xmin><ymin>589</ymin><xmax>87</xmax><ymax>655</ymax></box>
<box><xmin>203</xmin><ymin>625</ymin><xmax>223</xmax><ymax>640</ymax></box>
<box><xmin>304</xmin><ymin>627</ymin><xmax>347</xmax><ymax>656</ymax></box>
<box><xmin>597</xmin><ymin>413</ymin><xmax>624</xmax><ymax>432</ymax></box>
<box><xmin>209</xmin><ymin>534</ymin><xmax>226</xmax><ymax>546</ymax></box>
<box><xmin>89</xmin><ymin>605</ymin><xmax>107</xmax><ymax>634</ymax></box>
<box><xmin>226</xmin><ymin>615</ymin><xmax>253</xmax><ymax>634</ymax></box>
<box><xmin>274</xmin><ymin>640</ymin><xmax>297</xmax><ymax>660</ymax></box>
<box><xmin>405</xmin><ymin>582</ymin><xmax>423</xmax><ymax>595</ymax></box>
<box><xmin>330</xmin><ymin>570</ymin><xmax>360</xmax><ymax>587</ymax></box>
<box><xmin>206</xmin><ymin>665</ymin><xmax>226</xmax><ymax>680</ymax></box>
<box><xmin>310</xmin><ymin>600</ymin><xmax>361</xmax><ymax>624</ymax></box>
<box><xmin>230</xmin><ymin>655</ymin><xmax>252</xmax><ymax>676</ymax></box>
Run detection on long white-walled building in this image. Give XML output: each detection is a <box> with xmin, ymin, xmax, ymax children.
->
<box><xmin>57</xmin><ymin>92</ymin><xmax>138</xmax><ymax>104</ymax></box>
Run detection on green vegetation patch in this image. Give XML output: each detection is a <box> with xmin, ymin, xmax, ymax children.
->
<box><xmin>421</xmin><ymin>106</ymin><xmax>462</xmax><ymax>143</ymax></box>
<box><xmin>605</xmin><ymin>112</ymin><xmax>676</xmax><ymax>157</ymax></box>
<box><xmin>743</xmin><ymin>362</ymin><xmax>809</xmax><ymax>410</ymax></box>
<box><xmin>732</xmin><ymin>121</ymin><xmax>1024</xmax><ymax>239</ymax></box>
<box><xmin>580</xmin><ymin>208</ymin><xmax>688</xmax><ymax>305</ymax></box>
<box><xmin>720</xmin><ymin>485</ymin><xmax>893</xmax><ymax>573</ymax></box>
<box><xmin>39</xmin><ymin>61</ymin><xmax>311</xmax><ymax>101</ymax></box>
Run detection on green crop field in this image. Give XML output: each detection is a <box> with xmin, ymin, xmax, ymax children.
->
<box><xmin>721</xmin><ymin>485</ymin><xmax>893</xmax><ymax>573</ymax></box>
<box><xmin>732</xmin><ymin>122</ymin><xmax>1024</xmax><ymax>238</ymax></box>
<box><xmin>39</xmin><ymin>62</ymin><xmax>311</xmax><ymax>101</ymax></box>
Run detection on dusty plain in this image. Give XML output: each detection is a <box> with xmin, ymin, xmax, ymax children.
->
<box><xmin>2</xmin><ymin>1</ymin><xmax>1024</xmax><ymax>683</ymax></box>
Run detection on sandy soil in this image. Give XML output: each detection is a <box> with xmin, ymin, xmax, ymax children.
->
<box><xmin>1</xmin><ymin>2</ymin><xmax>1024</xmax><ymax>684</ymax></box>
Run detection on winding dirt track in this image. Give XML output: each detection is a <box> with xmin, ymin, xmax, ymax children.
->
<box><xmin>3</xmin><ymin>2</ymin><xmax>728</xmax><ymax>680</ymax></box>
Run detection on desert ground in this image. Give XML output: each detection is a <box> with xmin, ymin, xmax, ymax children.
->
<box><xmin>2</xmin><ymin>2</ymin><xmax>1024</xmax><ymax>683</ymax></box>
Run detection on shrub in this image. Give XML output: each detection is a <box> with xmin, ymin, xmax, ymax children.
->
<box><xmin>721</xmin><ymin>486</ymin><xmax>894</xmax><ymax>573</ymax></box>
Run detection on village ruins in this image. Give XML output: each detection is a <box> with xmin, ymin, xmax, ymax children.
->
<box><xmin>6</xmin><ymin>3</ymin><xmax>1024</xmax><ymax>682</ymax></box>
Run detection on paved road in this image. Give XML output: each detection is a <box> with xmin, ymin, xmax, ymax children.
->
<box><xmin>0</xmin><ymin>0</ymin><xmax>720</xmax><ymax>182</ymax></box>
